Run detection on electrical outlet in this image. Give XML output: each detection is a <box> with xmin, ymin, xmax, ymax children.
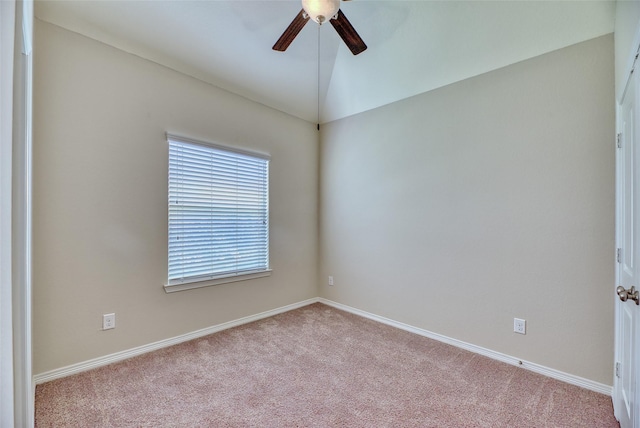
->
<box><xmin>328</xmin><ymin>276</ymin><xmax>334</xmax><ymax>286</ymax></box>
<box><xmin>513</xmin><ymin>318</ymin><xmax>526</xmax><ymax>335</ymax></box>
<box><xmin>103</xmin><ymin>313</ymin><xmax>116</xmax><ymax>330</ymax></box>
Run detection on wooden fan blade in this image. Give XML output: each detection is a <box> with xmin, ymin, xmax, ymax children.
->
<box><xmin>273</xmin><ymin>9</ymin><xmax>310</xmax><ymax>52</ymax></box>
<box><xmin>330</xmin><ymin>9</ymin><xmax>367</xmax><ymax>55</ymax></box>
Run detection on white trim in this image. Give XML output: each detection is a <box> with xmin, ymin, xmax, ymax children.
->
<box><xmin>33</xmin><ymin>298</ymin><xmax>319</xmax><ymax>384</ymax></box>
<box><xmin>13</xmin><ymin>54</ymin><xmax>33</xmax><ymax>428</ymax></box>
<box><xmin>34</xmin><ymin>296</ymin><xmax>612</xmax><ymax>397</ymax></box>
<box><xmin>318</xmin><ymin>298</ymin><xmax>613</xmax><ymax>396</ymax></box>
<box><xmin>165</xmin><ymin>270</ymin><xmax>272</xmax><ymax>293</ymax></box>
<box><xmin>0</xmin><ymin>2</ymin><xmax>17</xmax><ymax>426</ymax></box>
<box><xmin>12</xmin><ymin>2</ymin><xmax>34</xmax><ymax>426</ymax></box>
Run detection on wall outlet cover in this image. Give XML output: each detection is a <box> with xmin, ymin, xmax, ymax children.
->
<box><xmin>103</xmin><ymin>313</ymin><xmax>116</xmax><ymax>330</ymax></box>
<box><xmin>514</xmin><ymin>318</ymin><xmax>526</xmax><ymax>335</ymax></box>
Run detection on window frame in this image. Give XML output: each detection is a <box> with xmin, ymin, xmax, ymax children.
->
<box><xmin>165</xmin><ymin>133</ymin><xmax>271</xmax><ymax>293</ymax></box>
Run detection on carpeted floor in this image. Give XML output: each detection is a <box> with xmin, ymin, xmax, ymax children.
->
<box><xmin>35</xmin><ymin>303</ymin><xmax>619</xmax><ymax>427</ymax></box>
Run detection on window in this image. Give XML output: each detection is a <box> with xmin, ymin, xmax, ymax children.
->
<box><xmin>166</xmin><ymin>134</ymin><xmax>270</xmax><ymax>292</ymax></box>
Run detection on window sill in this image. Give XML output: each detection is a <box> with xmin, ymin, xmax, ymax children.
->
<box><xmin>164</xmin><ymin>269</ymin><xmax>272</xmax><ymax>293</ymax></box>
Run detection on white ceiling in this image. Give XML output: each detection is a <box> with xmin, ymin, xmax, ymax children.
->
<box><xmin>35</xmin><ymin>0</ymin><xmax>616</xmax><ymax>124</ymax></box>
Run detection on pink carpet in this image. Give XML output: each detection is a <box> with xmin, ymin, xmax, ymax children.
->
<box><xmin>35</xmin><ymin>303</ymin><xmax>619</xmax><ymax>427</ymax></box>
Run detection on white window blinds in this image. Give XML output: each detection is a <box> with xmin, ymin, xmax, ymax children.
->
<box><xmin>167</xmin><ymin>135</ymin><xmax>270</xmax><ymax>287</ymax></box>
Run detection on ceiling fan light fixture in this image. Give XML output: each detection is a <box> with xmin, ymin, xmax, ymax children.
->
<box><xmin>273</xmin><ymin>0</ymin><xmax>366</xmax><ymax>55</ymax></box>
<box><xmin>302</xmin><ymin>0</ymin><xmax>340</xmax><ymax>25</ymax></box>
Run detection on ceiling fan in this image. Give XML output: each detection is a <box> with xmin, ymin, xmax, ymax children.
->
<box><xmin>273</xmin><ymin>0</ymin><xmax>367</xmax><ymax>56</ymax></box>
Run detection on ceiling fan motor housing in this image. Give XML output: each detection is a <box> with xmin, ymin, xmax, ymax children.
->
<box><xmin>302</xmin><ymin>0</ymin><xmax>340</xmax><ymax>24</ymax></box>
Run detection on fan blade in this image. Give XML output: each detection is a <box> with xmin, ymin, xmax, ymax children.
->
<box><xmin>273</xmin><ymin>9</ymin><xmax>310</xmax><ymax>52</ymax></box>
<box><xmin>330</xmin><ymin>9</ymin><xmax>367</xmax><ymax>55</ymax></box>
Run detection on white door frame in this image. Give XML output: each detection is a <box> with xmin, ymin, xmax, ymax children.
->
<box><xmin>13</xmin><ymin>1</ymin><xmax>34</xmax><ymax>426</ymax></box>
<box><xmin>0</xmin><ymin>1</ymin><xmax>17</xmax><ymax>425</ymax></box>
<box><xmin>1</xmin><ymin>1</ymin><xmax>33</xmax><ymax>427</ymax></box>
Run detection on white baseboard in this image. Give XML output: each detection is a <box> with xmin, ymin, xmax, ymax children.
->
<box><xmin>33</xmin><ymin>298</ymin><xmax>320</xmax><ymax>385</ymax></box>
<box><xmin>34</xmin><ymin>296</ymin><xmax>613</xmax><ymax>397</ymax></box>
<box><xmin>318</xmin><ymin>298</ymin><xmax>613</xmax><ymax>396</ymax></box>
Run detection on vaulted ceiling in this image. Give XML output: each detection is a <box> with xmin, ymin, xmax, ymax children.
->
<box><xmin>35</xmin><ymin>0</ymin><xmax>615</xmax><ymax>123</ymax></box>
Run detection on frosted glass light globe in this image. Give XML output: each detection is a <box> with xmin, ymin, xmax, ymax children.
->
<box><xmin>302</xmin><ymin>0</ymin><xmax>340</xmax><ymax>24</ymax></box>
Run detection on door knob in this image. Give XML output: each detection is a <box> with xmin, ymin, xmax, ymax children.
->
<box><xmin>617</xmin><ymin>285</ymin><xmax>640</xmax><ymax>305</ymax></box>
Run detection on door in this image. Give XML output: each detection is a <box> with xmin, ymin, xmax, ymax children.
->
<box><xmin>615</xmin><ymin>58</ymin><xmax>640</xmax><ymax>428</ymax></box>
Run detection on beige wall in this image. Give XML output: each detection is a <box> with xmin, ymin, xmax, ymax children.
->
<box><xmin>615</xmin><ymin>0</ymin><xmax>640</xmax><ymax>99</ymax></box>
<box><xmin>33</xmin><ymin>21</ymin><xmax>319</xmax><ymax>374</ymax></box>
<box><xmin>319</xmin><ymin>35</ymin><xmax>615</xmax><ymax>385</ymax></box>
